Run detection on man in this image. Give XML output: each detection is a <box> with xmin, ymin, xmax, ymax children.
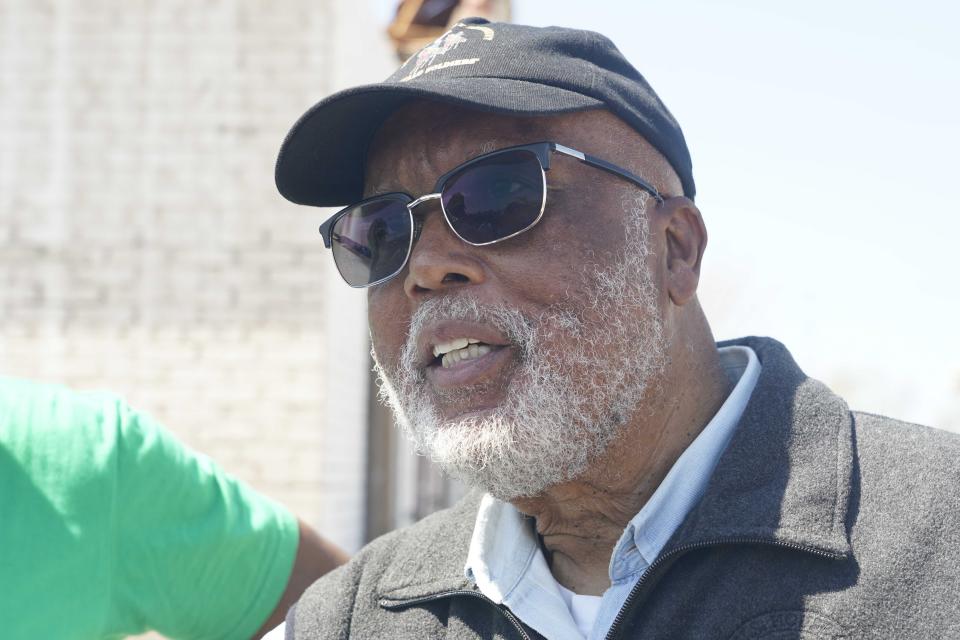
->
<box><xmin>272</xmin><ymin>18</ymin><xmax>960</xmax><ymax>639</ymax></box>
<box><xmin>0</xmin><ymin>376</ymin><xmax>348</xmax><ymax>639</ymax></box>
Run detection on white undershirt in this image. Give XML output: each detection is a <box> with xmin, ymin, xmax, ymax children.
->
<box><xmin>557</xmin><ymin>583</ymin><xmax>604</xmax><ymax>638</ymax></box>
<box><xmin>262</xmin><ymin>620</ymin><xmax>286</xmax><ymax>640</ymax></box>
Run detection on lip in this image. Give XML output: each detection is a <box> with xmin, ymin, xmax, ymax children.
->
<box><xmin>415</xmin><ymin>320</ymin><xmax>511</xmax><ymax>368</ymax></box>
<box><xmin>416</xmin><ymin>320</ymin><xmax>514</xmax><ymax>388</ymax></box>
<box><xmin>425</xmin><ymin>344</ymin><xmax>514</xmax><ymax>389</ymax></box>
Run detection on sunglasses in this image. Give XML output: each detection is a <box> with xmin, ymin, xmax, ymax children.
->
<box><xmin>319</xmin><ymin>141</ymin><xmax>664</xmax><ymax>288</ymax></box>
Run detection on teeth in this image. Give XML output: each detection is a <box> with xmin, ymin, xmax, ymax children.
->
<box><xmin>431</xmin><ymin>337</ymin><xmax>494</xmax><ymax>368</ymax></box>
<box><xmin>432</xmin><ymin>337</ymin><xmax>481</xmax><ymax>358</ymax></box>
<box><xmin>440</xmin><ymin>343</ymin><xmax>492</xmax><ymax>368</ymax></box>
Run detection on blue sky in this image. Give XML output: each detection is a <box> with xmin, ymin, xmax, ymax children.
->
<box><xmin>371</xmin><ymin>0</ymin><xmax>959</xmax><ymax>428</ymax></box>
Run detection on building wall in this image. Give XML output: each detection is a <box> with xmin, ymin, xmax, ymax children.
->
<box><xmin>0</xmin><ymin>0</ymin><xmax>394</xmax><ymax>553</ymax></box>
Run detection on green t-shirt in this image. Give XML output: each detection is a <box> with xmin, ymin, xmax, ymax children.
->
<box><xmin>0</xmin><ymin>377</ymin><xmax>299</xmax><ymax>639</ymax></box>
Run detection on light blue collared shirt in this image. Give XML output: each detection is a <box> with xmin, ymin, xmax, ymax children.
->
<box><xmin>464</xmin><ymin>345</ymin><xmax>761</xmax><ymax>640</ymax></box>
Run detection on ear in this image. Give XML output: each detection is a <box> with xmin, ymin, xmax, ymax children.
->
<box><xmin>661</xmin><ymin>197</ymin><xmax>707</xmax><ymax>306</ymax></box>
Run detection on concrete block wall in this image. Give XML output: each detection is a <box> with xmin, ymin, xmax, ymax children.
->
<box><xmin>0</xmin><ymin>0</ymin><xmax>394</xmax><ymax>553</ymax></box>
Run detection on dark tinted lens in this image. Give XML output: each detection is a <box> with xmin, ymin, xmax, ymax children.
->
<box><xmin>441</xmin><ymin>149</ymin><xmax>544</xmax><ymax>244</ymax></box>
<box><xmin>330</xmin><ymin>196</ymin><xmax>412</xmax><ymax>286</ymax></box>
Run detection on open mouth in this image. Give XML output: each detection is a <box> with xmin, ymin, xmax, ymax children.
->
<box><xmin>431</xmin><ymin>337</ymin><xmax>496</xmax><ymax>368</ymax></box>
<box><xmin>420</xmin><ymin>327</ymin><xmax>517</xmax><ymax>394</ymax></box>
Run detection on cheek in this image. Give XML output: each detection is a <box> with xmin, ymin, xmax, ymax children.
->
<box><xmin>367</xmin><ymin>285</ymin><xmax>410</xmax><ymax>364</ymax></box>
<box><xmin>490</xmin><ymin>206</ymin><xmax>625</xmax><ymax>307</ymax></box>
<box><xmin>485</xmin><ymin>246</ymin><xmax>583</xmax><ymax>308</ymax></box>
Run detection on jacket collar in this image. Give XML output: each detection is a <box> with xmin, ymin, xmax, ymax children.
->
<box><xmin>668</xmin><ymin>336</ymin><xmax>854</xmax><ymax>558</ymax></box>
<box><xmin>377</xmin><ymin>490</ymin><xmax>482</xmax><ymax>603</ymax></box>
<box><xmin>378</xmin><ymin>337</ymin><xmax>854</xmax><ymax>602</ymax></box>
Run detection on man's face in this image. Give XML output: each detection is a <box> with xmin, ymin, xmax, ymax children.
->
<box><xmin>366</xmin><ymin>104</ymin><xmax>671</xmax><ymax>499</ymax></box>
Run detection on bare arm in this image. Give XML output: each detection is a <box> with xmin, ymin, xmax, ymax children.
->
<box><xmin>252</xmin><ymin>518</ymin><xmax>350</xmax><ymax>639</ymax></box>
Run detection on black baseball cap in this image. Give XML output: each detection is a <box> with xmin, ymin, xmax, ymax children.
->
<box><xmin>275</xmin><ymin>18</ymin><xmax>695</xmax><ymax>207</ymax></box>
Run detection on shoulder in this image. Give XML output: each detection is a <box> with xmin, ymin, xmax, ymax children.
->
<box><xmin>299</xmin><ymin>490</ymin><xmax>482</xmax><ymax>598</ymax></box>
<box><xmin>0</xmin><ymin>376</ymin><xmax>132</xmax><ymax>472</ymax></box>
<box><xmin>852</xmin><ymin>410</ymin><xmax>960</xmax><ymax>473</ymax></box>
<box><xmin>844</xmin><ymin>412</ymin><xmax>960</xmax><ymax>611</ymax></box>
<box><xmin>850</xmin><ymin>410</ymin><xmax>960</xmax><ymax>528</ymax></box>
<box><xmin>0</xmin><ymin>376</ymin><xmax>202</xmax><ymax>479</ymax></box>
<box><xmin>0</xmin><ymin>375</ymin><xmax>172</xmax><ymax>451</ymax></box>
<box><xmin>290</xmin><ymin>491</ymin><xmax>483</xmax><ymax>638</ymax></box>
<box><xmin>1</xmin><ymin>375</ymin><xmax>121</xmax><ymax>427</ymax></box>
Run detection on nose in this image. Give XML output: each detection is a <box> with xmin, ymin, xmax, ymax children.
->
<box><xmin>402</xmin><ymin>202</ymin><xmax>486</xmax><ymax>298</ymax></box>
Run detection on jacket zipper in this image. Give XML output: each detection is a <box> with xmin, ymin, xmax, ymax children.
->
<box><xmin>602</xmin><ymin>537</ymin><xmax>844</xmax><ymax>640</ymax></box>
<box><xmin>380</xmin><ymin>589</ymin><xmax>534</xmax><ymax>640</ymax></box>
<box><xmin>380</xmin><ymin>538</ymin><xmax>841</xmax><ymax>640</ymax></box>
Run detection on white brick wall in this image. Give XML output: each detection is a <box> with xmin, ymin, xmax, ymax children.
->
<box><xmin>0</xmin><ymin>0</ymin><xmax>395</xmax><ymax>554</ymax></box>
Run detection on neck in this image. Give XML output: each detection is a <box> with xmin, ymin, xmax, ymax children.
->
<box><xmin>511</xmin><ymin>325</ymin><xmax>733</xmax><ymax>595</ymax></box>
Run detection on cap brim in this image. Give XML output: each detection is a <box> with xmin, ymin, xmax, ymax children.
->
<box><xmin>274</xmin><ymin>78</ymin><xmax>603</xmax><ymax>207</ymax></box>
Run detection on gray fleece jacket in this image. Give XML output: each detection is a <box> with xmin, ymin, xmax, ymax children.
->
<box><xmin>288</xmin><ymin>337</ymin><xmax>960</xmax><ymax>639</ymax></box>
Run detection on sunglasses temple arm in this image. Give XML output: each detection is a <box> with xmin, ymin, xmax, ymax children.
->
<box><xmin>319</xmin><ymin>219</ymin><xmax>334</xmax><ymax>248</ymax></box>
<box><xmin>552</xmin><ymin>144</ymin><xmax>664</xmax><ymax>205</ymax></box>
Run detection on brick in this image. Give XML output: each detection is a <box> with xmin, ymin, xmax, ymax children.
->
<box><xmin>0</xmin><ymin>0</ymin><xmax>386</xmax><ymax>551</ymax></box>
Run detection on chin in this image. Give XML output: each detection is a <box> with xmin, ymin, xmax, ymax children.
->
<box><xmin>418</xmin><ymin>416</ymin><xmax>594</xmax><ymax>501</ymax></box>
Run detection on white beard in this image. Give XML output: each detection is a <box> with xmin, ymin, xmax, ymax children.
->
<box><xmin>372</xmin><ymin>194</ymin><xmax>667</xmax><ymax>500</ymax></box>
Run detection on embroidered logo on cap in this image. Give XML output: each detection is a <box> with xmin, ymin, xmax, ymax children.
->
<box><xmin>399</xmin><ymin>22</ymin><xmax>496</xmax><ymax>83</ymax></box>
